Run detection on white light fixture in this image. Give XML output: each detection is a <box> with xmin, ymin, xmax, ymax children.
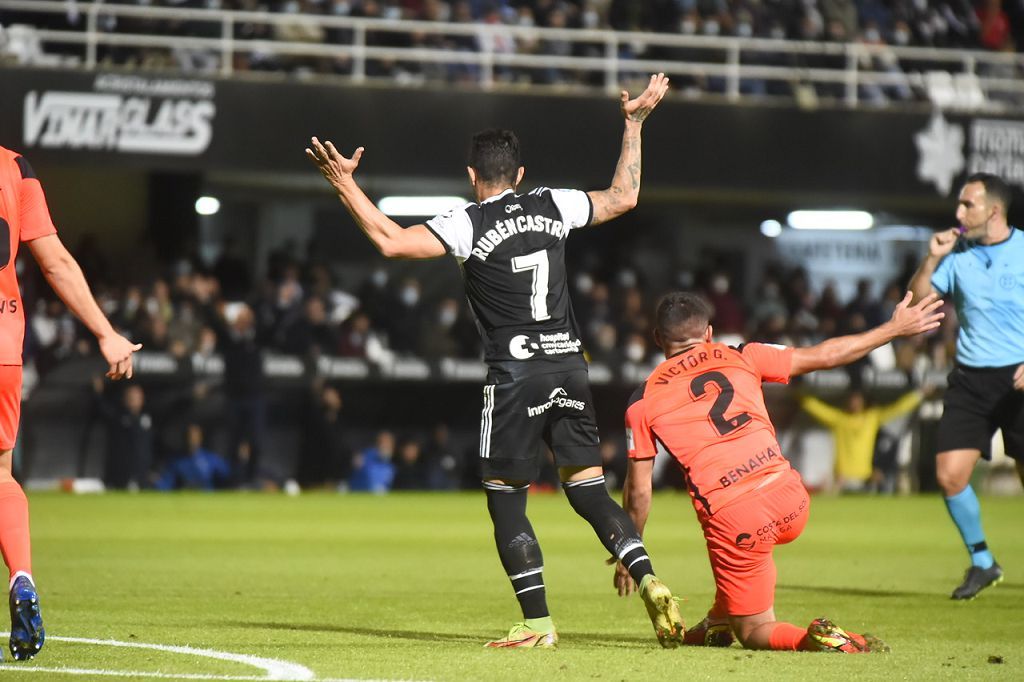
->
<box><xmin>377</xmin><ymin>196</ymin><xmax>465</xmax><ymax>217</ymax></box>
<box><xmin>760</xmin><ymin>219</ymin><xmax>782</xmax><ymax>238</ymax></box>
<box><xmin>786</xmin><ymin>210</ymin><xmax>873</xmax><ymax>231</ymax></box>
<box><xmin>195</xmin><ymin>196</ymin><xmax>221</xmax><ymax>216</ymax></box>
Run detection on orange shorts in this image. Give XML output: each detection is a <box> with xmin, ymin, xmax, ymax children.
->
<box><xmin>703</xmin><ymin>469</ymin><xmax>809</xmax><ymax>617</ymax></box>
<box><xmin>0</xmin><ymin>366</ymin><xmax>21</xmax><ymax>451</ymax></box>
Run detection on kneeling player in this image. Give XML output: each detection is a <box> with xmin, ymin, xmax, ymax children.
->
<box><xmin>614</xmin><ymin>291</ymin><xmax>943</xmax><ymax>652</ymax></box>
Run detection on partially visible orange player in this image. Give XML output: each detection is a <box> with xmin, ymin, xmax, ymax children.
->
<box><xmin>615</xmin><ymin>290</ymin><xmax>944</xmax><ymax>653</ymax></box>
<box><xmin>0</xmin><ymin>146</ymin><xmax>141</xmax><ymax>661</ymax></box>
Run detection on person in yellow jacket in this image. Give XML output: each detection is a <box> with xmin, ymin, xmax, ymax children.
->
<box><xmin>800</xmin><ymin>389</ymin><xmax>923</xmax><ymax>492</ymax></box>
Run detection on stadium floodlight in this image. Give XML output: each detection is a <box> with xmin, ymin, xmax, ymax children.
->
<box><xmin>377</xmin><ymin>196</ymin><xmax>466</xmax><ymax>217</ymax></box>
<box><xmin>195</xmin><ymin>196</ymin><xmax>221</xmax><ymax>216</ymax></box>
<box><xmin>786</xmin><ymin>210</ymin><xmax>873</xmax><ymax>231</ymax></box>
<box><xmin>760</xmin><ymin>219</ymin><xmax>783</xmax><ymax>238</ymax></box>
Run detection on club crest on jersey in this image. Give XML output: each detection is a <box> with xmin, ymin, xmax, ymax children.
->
<box><xmin>527</xmin><ymin>387</ymin><xmax>586</xmax><ymax>418</ymax></box>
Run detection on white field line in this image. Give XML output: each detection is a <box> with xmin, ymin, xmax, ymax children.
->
<box><xmin>0</xmin><ymin>633</ymin><xmax>428</xmax><ymax>682</ymax></box>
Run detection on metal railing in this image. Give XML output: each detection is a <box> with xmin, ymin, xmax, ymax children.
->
<box><xmin>2</xmin><ymin>0</ymin><xmax>1024</xmax><ymax>111</ymax></box>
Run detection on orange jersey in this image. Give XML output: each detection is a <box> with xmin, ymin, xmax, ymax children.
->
<box><xmin>0</xmin><ymin>147</ymin><xmax>57</xmax><ymax>365</ymax></box>
<box><xmin>626</xmin><ymin>342</ymin><xmax>795</xmax><ymax>522</ymax></box>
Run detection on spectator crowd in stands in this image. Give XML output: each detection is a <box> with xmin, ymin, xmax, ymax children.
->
<box><xmin>16</xmin><ymin>227</ymin><xmax>956</xmax><ymax>494</ymax></box>
<box><xmin>4</xmin><ymin>1</ymin><xmax>1023</xmax><ymax>104</ymax></box>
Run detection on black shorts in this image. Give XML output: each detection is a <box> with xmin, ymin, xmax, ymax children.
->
<box><xmin>478</xmin><ymin>358</ymin><xmax>601</xmax><ymax>481</ymax></box>
<box><xmin>936</xmin><ymin>363</ymin><xmax>1024</xmax><ymax>461</ymax></box>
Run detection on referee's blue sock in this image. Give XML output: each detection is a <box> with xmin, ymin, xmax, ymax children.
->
<box><xmin>944</xmin><ymin>485</ymin><xmax>995</xmax><ymax>569</ymax></box>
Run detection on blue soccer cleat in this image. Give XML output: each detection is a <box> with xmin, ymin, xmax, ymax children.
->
<box><xmin>9</xmin><ymin>576</ymin><xmax>44</xmax><ymax>660</ymax></box>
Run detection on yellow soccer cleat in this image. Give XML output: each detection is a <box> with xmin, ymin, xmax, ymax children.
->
<box><xmin>484</xmin><ymin>622</ymin><xmax>558</xmax><ymax>649</ymax></box>
<box><xmin>639</xmin><ymin>576</ymin><xmax>685</xmax><ymax>648</ymax></box>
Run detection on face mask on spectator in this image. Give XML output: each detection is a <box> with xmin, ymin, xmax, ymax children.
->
<box><xmin>892</xmin><ymin>29</ymin><xmax>910</xmax><ymax>45</ymax></box>
<box><xmin>625</xmin><ymin>342</ymin><xmax>645</xmax><ymax>363</ymax></box>
<box><xmin>400</xmin><ymin>287</ymin><xmax>419</xmax><ymax>306</ymax></box>
<box><xmin>711</xmin><ymin>275</ymin><xmax>729</xmax><ymax>295</ymax></box>
<box><xmin>332</xmin><ymin>1</ymin><xmax>351</xmax><ymax>15</ymax></box>
<box><xmin>770</xmin><ymin>26</ymin><xmax>786</xmax><ymax>40</ymax></box>
<box><xmin>439</xmin><ymin>307</ymin><xmax>457</xmax><ymax>326</ymax></box>
<box><xmin>384</xmin><ymin>5</ymin><xmax>401</xmax><ymax>20</ymax></box>
<box><xmin>282</xmin><ymin>1</ymin><xmax>300</xmax><ymax>13</ymax></box>
<box><xmin>864</xmin><ymin>28</ymin><xmax>880</xmax><ymax>42</ymax></box>
<box><xmin>913</xmin><ymin>0</ymin><xmax>927</xmax><ymax>11</ymax></box>
<box><xmin>703</xmin><ymin>20</ymin><xmax>720</xmax><ymax>36</ymax></box>
<box><xmin>681</xmin><ymin>19</ymin><xmax>697</xmax><ymax>35</ymax></box>
<box><xmin>737</xmin><ymin>23</ymin><xmax>753</xmax><ymax>38</ymax></box>
<box><xmin>583</xmin><ymin>10</ymin><xmax>599</xmax><ymax>29</ymax></box>
<box><xmin>371</xmin><ymin>269</ymin><xmax>388</xmax><ymax>287</ymax></box>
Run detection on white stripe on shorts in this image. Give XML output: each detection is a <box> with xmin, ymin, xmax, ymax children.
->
<box><xmin>480</xmin><ymin>384</ymin><xmax>495</xmax><ymax>459</ymax></box>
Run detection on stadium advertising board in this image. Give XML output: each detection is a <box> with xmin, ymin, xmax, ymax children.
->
<box><xmin>915</xmin><ymin>112</ymin><xmax>1024</xmax><ymax>195</ymax></box>
<box><xmin>2</xmin><ymin>66</ymin><xmax>1024</xmax><ymax>207</ymax></box>
<box><xmin>21</xmin><ymin>73</ymin><xmax>215</xmax><ymax>156</ymax></box>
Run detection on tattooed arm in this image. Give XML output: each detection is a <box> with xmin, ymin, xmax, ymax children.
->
<box><xmin>587</xmin><ymin>73</ymin><xmax>669</xmax><ymax>226</ymax></box>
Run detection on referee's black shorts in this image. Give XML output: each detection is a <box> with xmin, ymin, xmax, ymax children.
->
<box><xmin>936</xmin><ymin>363</ymin><xmax>1024</xmax><ymax>461</ymax></box>
<box><xmin>477</xmin><ymin>357</ymin><xmax>601</xmax><ymax>481</ymax></box>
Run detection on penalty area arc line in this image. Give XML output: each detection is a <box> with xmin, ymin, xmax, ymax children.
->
<box><xmin>0</xmin><ymin>633</ymin><xmax>313</xmax><ymax>681</ymax></box>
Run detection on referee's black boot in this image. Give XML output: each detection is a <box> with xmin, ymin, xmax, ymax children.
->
<box><xmin>951</xmin><ymin>562</ymin><xmax>1003</xmax><ymax>600</ymax></box>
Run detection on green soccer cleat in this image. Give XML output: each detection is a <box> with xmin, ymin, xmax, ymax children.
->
<box><xmin>639</xmin><ymin>576</ymin><xmax>685</xmax><ymax>648</ymax></box>
<box><xmin>483</xmin><ymin>622</ymin><xmax>558</xmax><ymax>649</ymax></box>
<box><xmin>807</xmin><ymin>618</ymin><xmax>889</xmax><ymax>654</ymax></box>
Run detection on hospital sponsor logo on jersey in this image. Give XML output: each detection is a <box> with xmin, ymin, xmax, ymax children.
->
<box><xmin>526</xmin><ymin>387</ymin><xmax>586</xmax><ymax>418</ymax></box>
<box><xmin>509</xmin><ymin>331</ymin><xmax>581</xmax><ymax>359</ymax></box>
<box><xmin>24</xmin><ymin>75</ymin><xmax>215</xmax><ymax>155</ymax></box>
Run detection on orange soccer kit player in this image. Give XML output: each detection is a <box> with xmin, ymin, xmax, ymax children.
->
<box><xmin>0</xmin><ymin>146</ymin><xmax>140</xmax><ymax>660</ymax></box>
<box><xmin>615</xmin><ymin>291</ymin><xmax>944</xmax><ymax>653</ymax></box>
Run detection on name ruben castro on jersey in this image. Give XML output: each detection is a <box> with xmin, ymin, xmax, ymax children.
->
<box><xmin>469</xmin><ymin>209</ymin><xmax>572</xmax><ymax>261</ymax></box>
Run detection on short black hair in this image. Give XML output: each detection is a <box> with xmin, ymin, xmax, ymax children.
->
<box><xmin>655</xmin><ymin>292</ymin><xmax>714</xmax><ymax>343</ymax></box>
<box><xmin>965</xmin><ymin>172</ymin><xmax>1013</xmax><ymax>213</ymax></box>
<box><xmin>468</xmin><ymin>129</ymin><xmax>520</xmax><ymax>185</ymax></box>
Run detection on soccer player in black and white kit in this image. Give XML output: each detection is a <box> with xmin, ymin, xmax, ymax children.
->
<box><xmin>306</xmin><ymin>74</ymin><xmax>682</xmax><ymax>649</ymax></box>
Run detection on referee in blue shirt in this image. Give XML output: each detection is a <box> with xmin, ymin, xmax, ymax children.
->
<box><xmin>910</xmin><ymin>172</ymin><xmax>1024</xmax><ymax>600</ymax></box>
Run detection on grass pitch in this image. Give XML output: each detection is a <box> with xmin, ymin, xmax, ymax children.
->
<box><xmin>1</xmin><ymin>490</ymin><xmax>1020</xmax><ymax>680</ymax></box>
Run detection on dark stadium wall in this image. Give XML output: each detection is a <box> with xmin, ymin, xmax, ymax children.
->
<box><xmin>4</xmin><ymin>66</ymin><xmax>1021</xmax><ymax>219</ymax></box>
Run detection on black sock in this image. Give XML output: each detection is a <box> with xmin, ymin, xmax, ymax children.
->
<box><xmin>485</xmin><ymin>482</ymin><xmax>548</xmax><ymax>619</ymax></box>
<box><xmin>563</xmin><ymin>475</ymin><xmax>655</xmax><ymax>584</ymax></box>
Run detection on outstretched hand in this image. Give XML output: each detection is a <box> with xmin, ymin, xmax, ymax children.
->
<box><xmin>305</xmin><ymin>137</ymin><xmax>364</xmax><ymax>191</ymax></box>
<box><xmin>606</xmin><ymin>556</ymin><xmax>637</xmax><ymax>596</ymax></box>
<box><xmin>888</xmin><ymin>292</ymin><xmax>944</xmax><ymax>338</ymax></box>
<box><xmin>621</xmin><ymin>73</ymin><xmax>670</xmax><ymax>123</ymax></box>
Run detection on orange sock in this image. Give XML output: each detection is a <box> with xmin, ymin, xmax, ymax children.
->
<box><xmin>767</xmin><ymin>622</ymin><xmax>811</xmax><ymax>651</ymax></box>
<box><xmin>0</xmin><ymin>481</ymin><xmax>32</xmax><ymax>582</ymax></box>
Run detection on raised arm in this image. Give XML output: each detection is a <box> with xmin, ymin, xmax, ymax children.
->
<box><xmin>27</xmin><ymin>235</ymin><xmax>141</xmax><ymax>379</ymax></box>
<box><xmin>305</xmin><ymin>138</ymin><xmax>446</xmax><ymax>259</ymax></box>
<box><xmin>587</xmin><ymin>73</ymin><xmax>670</xmax><ymax>226</ymax></box>
<box><xmin>790</xmin><ymin>292</ymin><xmax>944</xmax><ymax>377</ymax></box>
<box><xmin>909</xmin><ymin>227</ymin><xmax>958</xmax><ymax>304</ymax></box>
